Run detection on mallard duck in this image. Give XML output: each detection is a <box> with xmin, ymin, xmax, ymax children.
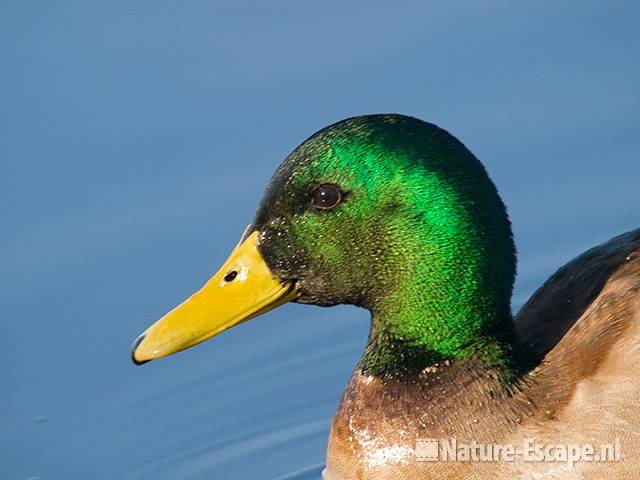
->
<box><xmin>132</xmin><ymin>114</ymin><xmax>640</xmax><ymax>479</ymax></box>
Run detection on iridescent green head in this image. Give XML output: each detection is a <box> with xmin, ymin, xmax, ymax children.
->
<box><xmin>133</xmin><ymin>114</ymin><xmax>517</xmax><ymax>373</ymax></box>
<box><xmin>252</xmin><ymin>114</ymin><xmax>517</xmax><ymax>376</ymax></box>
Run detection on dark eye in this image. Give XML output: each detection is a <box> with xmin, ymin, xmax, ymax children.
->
<box><xmin>311</xmin><ymin>184</ymin><xmax>343</xmax><ymax>210</ymax></box>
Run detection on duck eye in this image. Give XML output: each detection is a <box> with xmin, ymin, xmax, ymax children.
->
<box><xmin>311</xmin><ymin>184</ymin><xmax>343</xmax><ymax>210</ymax></box>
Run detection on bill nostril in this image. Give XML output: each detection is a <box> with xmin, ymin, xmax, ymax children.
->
<box><xmin>224</xmin><ymin>270</ymin><xmax>238</xmax><ymax>282</ymax></box>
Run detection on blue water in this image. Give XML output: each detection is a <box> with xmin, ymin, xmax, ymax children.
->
<box><xmin>2</xmin><ymin>1</ymin><xmax>639</xmax><ymax>478</ymax></box>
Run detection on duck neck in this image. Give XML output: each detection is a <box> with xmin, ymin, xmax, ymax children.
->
<box><xmin>358</xmin><ymin>282</ymin><xmax>520</xmax><ymax>379</ymax></box>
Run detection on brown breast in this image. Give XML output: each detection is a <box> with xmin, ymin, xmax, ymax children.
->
<box><xmin>324</xmin><ymin>229</ymin><xmax>640</xmax><ymax>479</ymax></box>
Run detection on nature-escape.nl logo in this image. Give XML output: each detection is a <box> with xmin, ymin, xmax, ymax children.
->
<box><xmin>415</xmin><ymin>437</ymin><xmax>622</xmax><ymax>468</ymax></box>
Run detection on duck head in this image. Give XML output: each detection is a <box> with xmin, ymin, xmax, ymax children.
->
<box><xmin>132</xmin><ymin>114</ymin><xmax>517</xmax><ymax>376</ymax></box>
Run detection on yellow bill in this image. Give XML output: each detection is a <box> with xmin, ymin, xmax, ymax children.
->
<box><xmin>131</xmin><ymin>229</ymin><xmax>297</xmax><ymax>364</ymax></box>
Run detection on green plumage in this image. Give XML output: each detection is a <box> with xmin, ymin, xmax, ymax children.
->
<box><xmin>253</xmin><ymin>114</ymin><xmax>517</xmax><ymax>376</ymax></box>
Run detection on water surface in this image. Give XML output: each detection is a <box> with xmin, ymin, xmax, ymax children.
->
<box><xmin>2</xmin><ymin>1</ymin><xmax>639</xmax><ymax>478</ymax></box>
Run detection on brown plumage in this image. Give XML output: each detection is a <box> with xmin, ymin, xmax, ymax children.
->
<box><xmin>324</xmin><ymin>229</ymin><xmax>640</xmax><ymax>479</ymax></box>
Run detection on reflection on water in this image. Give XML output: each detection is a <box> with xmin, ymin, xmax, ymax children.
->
<box><xmin>270</xmin><ymin>464</ymin><xmax>326</xmax><ymax>480</ymax></box>
<box><xmin>10</xmin><ymin>312</ymin><xmax>365</xmax><ymax>479</ymax></box>
<box><xmin>117</xmin><ymin>327</ymin><xmax>361</xmax><ymax>479</ymax></box>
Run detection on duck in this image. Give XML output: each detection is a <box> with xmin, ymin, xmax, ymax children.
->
<box><xmin>131</xmin><ymin>114</ymin><xmax>640</xmax><ymax>479</ymax></box>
